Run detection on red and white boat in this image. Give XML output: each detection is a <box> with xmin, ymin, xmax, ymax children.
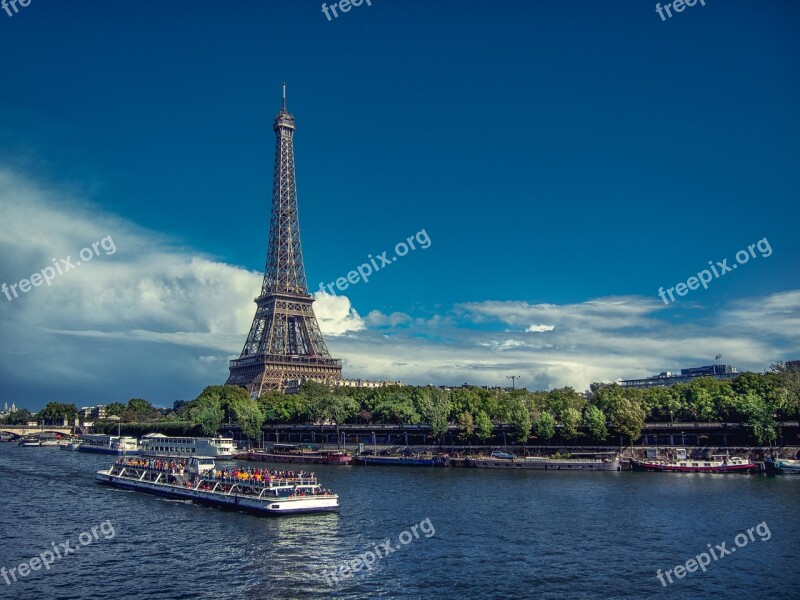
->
<box><xmin>631</xmin><ymin>453</ymin><xmax>756</xmax><ymax>473</ymax></box>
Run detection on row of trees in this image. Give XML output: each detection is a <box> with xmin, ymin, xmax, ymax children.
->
<box><xmin>170</xmin><ymin>362</ymin><xmax>798</xmax><ymax>445</ymax></box>
<box><xmin>5</xmin><ymin>363</ymin><xmax>797</xmax><ymax>446</ymax></box>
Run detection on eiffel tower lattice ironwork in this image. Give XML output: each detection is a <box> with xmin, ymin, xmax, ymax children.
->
<box><xmin>226</xmin><ymin>84</ymin><xmax>342</xmax><ymax>395</ymax></box>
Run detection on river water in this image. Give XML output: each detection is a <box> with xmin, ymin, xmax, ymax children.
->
<box><xmin>0</xmin><ymin>444</ymin><xmax>797</xmax><ymax>599</ymax></box>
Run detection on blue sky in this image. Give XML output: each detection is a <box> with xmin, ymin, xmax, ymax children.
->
<box><xmin>1</xmin><ymin>0</ymin><xmax>798</xmax><ymax>410</ymax></box>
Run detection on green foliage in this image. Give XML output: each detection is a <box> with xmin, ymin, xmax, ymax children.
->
<box><xmin>104</xmin><ymin>402</ymin><xmax>126</xmax><ymax>417</ymax></box>
<box><xmin>560</xmin><ymin>407</ymin><xmax>582</xmax><ymax>440</ymax></box>
<box><xmin>35</xmin><ymin>402</ymin><xmax>78</xmax><ymax>425</ymax></box>
<box><xmin>258</xmin><ymin>392</ymin><xmax>306</xmax><ymax>424</ymax></box>
<box><xmin>312</xmin><ymin>393</ymin><xmax>360</xmax><ymax>426</ymax></box>
<box><xmin>1</xmin><ymin>409</ymin><xmax>33</xmax><ymax>425</ymax></box>
<box><xmin>413</xmin><ymin>388</ymin><xmax>451</xmax><ymax>439</ymax></box>
<box><xmin>373</xmin><ymin>390</ymin><xmax>421</xmax><ymax>425</ymax></box>
<box><xmin>582</xmin><ymin>405</ymin><xmax>608</xmax><ymax>442</ymax></box>
<box><xmin>534</xmin><ymin>411</ymin><xmax>556</xmax><ymax>441</ymax></box>
<box><xmin>457</xmin><ymin>411</ymin><xmax>475</xmax><ymax>442</ymax></box>
<box><xmin>230</xmin><ymin>396</ymin><xmax>264</xmax><ymax>441</ymax></box>
<box><xmin>509</xmin><ymin>398</ymin><xmax>532</xmax><ymax>443</ymax></box>
<box><xmin>475</xmin><ymin>411</ymin><xmax>493</xmax><ymax>441</ymax></box>
<box><xmin>609</xmin><ymin>396</ymin><xmax>645</xmax><ymax>444</ymax></box>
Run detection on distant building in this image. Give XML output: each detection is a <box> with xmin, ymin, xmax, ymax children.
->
<box><xmin>0</xmin><ymin>402</ymin><xmax>17</xmax><ymax>418</ymax></box>
<box><xmin>619</xmin><ymin>364</ymin><xmax>742</xmax><ymax>389</ymax></box>
<box><xmin>284</xmin><ymin>378</ymin><xmax>404</xmax><ymax>394</ymax></box>
<box><xmin>80</xmin><ymin>405</ymin><xmax>107</xmax><ymax>419</ymax></box>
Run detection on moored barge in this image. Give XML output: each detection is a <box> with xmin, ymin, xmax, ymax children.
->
<box><xmin>247</xmin><ymin>444</ymin><xmax>352</xmax><ymax>465</ymax></box>
<box><xmin>467</xmin><ymin>452</ymin><xmax>621</xmax><ymax>471</ymax></box>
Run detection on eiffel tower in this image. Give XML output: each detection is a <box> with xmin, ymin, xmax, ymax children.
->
<box><xmin>227</xmin><ymin>84</ymin><xmax>342</xmax><ymax>395</ymax></box>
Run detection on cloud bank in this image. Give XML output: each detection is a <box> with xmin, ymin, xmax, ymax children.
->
<box><xmin>1</xmin><ymin>168</ymin><xmax>797</xmax><ymax>408</ymax></box>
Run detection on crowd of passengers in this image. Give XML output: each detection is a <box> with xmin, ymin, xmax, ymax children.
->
<box><xmin>114</xmin><ymin>458</ymin><xmax>317</xmax><ymax>483</ymax></box>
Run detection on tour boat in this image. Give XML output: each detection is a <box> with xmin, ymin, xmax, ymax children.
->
<box><xmin>18</xmin><ymin>438</ymin><xmax>41</xmax><ymax>447</ymax></box>
<box><xmin>95</xmin><ymin>457</ymin><xmax>339</xmax><ymax>515</ymax></box>
<box><xmin>630</xmin><ymin>454</ymin><xmax>756</xmax><ymax>473</ymax></box>
<box><xmin>139</xmin><ymin>433</ymin><xmax>237</xmax><ymax>459</ymax></box>
<box><xmin>78</xmin><ymin>434</ymin><xmax>139</xmax><ymax>455</ymax></box>
<box><xmin>467</xmin><ymin>452</ymin><xmax>621</xmax><ymax>471</ymax></box>
<box><xmin>247</xmin><ymin>444</ymin><xmax>352</xmax><ymax>465</ymax></box>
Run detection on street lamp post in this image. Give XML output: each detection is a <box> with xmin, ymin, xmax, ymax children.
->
<box><xmin>506</xmin><ymin>375</ymin><xmax>521</xmax><ymax>390</ymax></box>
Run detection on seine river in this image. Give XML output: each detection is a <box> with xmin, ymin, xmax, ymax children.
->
<box><xmin>0</xmin><ymin>444</ymin><xmax>797</xmax><ymax>599</ymax></box>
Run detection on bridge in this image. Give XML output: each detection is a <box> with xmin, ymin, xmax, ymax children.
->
<box><xmin>0</xmin><ymin>426</ymin><xmax>74</xmax><ymax>438</ymax></box>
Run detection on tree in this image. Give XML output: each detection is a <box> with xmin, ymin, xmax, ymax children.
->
<box><xmin>373</xmin><ymin>390</ymin><xmax>421</xmax><ymax>425</ymax></box>
<box><xmin>457</xmin><ymin>411</ymin><xmax>475</xmax><ymax>442</ymax></box>
<box><xmin>475</xmin><ymin>411</ymin><xmax>493</xmax><ymax>443</ymax></box>
<box><xmin>534</xmin><ymin>412</ymin><xmax>556</xmax><ymax>441</ymax></box>
<box><xmin>35</xmin><ymin>402</ymin><xmax>78</xmax><ymax>425</ymax></box>
<box><xmin>258</xmin><ymin>392</ymin><xmax>306</xmax><ymax>424</ymax></box>
<box><xmin>560</xmin><ymin>407</ymin><xmax>582</xmax><ymax>440</ymax></box>
<box><xmin>193</xmin><ymin>402</ymin><xmax>224</xmax><ymax>436</ymax></box>
<box><xmin>413</xmin><ymin>389</ymin><xmax>451</xmax><ymax>441</ymax></box>
<box><xmin>230</xmin><ymin>397</ymin><xmax>264</xmax><ymax>441</ymax></box>
<box><xmin>771</xmin><ymin>361</ymin><xmax>800</xmax><ymax>420</ymax></box>
<box><xmin>582</xmin><ymin>405</ymin><xmax>608</xmax><ymax>442</ymax></box>
<box><xmin>2</xmin><ymin>409</ymin><xmax>32</xmax><ymax>425</ymax></box>
<box><xmin>105</xmin><ymin>402</ymin><xmax>126</xmax><ymax>418</ymax></box>
<box><xmin>610</xmin><ymin>397</ymin><xmax>645</xmax><ymax>444</ymax></box>
<box><xmin>509</xmin><ymin>399</ymin><xmax>531</xmax><ymax>443</ymax></box>
<box><xmin>735</xmin><ymin>391</ymin><xmax>778</xmax><ymax>445</ymax></box>
<box><xmin>123</xmin><ymin>398</ymin><xmax>159</xmax><ymax>422</ymax></box>
<box><xmin>314</xmin><ymin>393</ymin><xmax>359</xmax><ymax>427</ymax></box>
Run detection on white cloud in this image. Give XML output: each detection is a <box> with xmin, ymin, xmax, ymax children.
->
<box><xmin>312</xmin><ymin>292</ymin><xmax>365</xmax><ymax>336</ymax></box>
<box><xmin>526</xmin><ymin>324</ymin><xmax>555</xmax><ymax>333</ymax></box>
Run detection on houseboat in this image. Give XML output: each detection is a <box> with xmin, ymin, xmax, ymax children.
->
<box><xmin>247</xmin><ymin>444</ymin><xmax>352</xmax><ymax>465</ymax></box>
<box><xmin>467</xmin><ymin>452</ymin><xmax>621</xmax><ymax>471</ymax></box>
<box><xmin>630</xmin><ymin>453</ymin><xmax>756</xmax><ymax>473</ymax></box>
<box><xmin>95</xmin><ymin>456</ymin><xmax>339</xmax><ymax>515</ymax></box>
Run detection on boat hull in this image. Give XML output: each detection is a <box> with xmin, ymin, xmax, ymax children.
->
<box><xmin>95</xmin><ymin>470</ymin><xmax>339</xmax><ymax>515</ymax></box>
<box><xmin>467</xmin><ymin>458</ymin><xmax>621</xmax><ymax>471</ymax></box>
<box><xmin>354</xmin><ymin>456</ymin><xmax>449</xmax><ymax>467</ymax></box>
<box><xmin>247</xmin><ymin>451</ymin><xmax>352</xmax><ymax>465</ymax></box>
<box><xmin>764</xmin><ymin>458</ymin><xmax>800</xmax><ymax>475</ymax></box>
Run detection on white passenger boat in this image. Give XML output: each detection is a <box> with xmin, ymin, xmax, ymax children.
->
<box><xmin>78</xmin><ymin>434</ymin><xmax>139</xmax><ymax>455</ymax></box>
<box><xmin>19</xmin><ymin>438</ymin><xmax>41</xmax><ymax>447</ymax></box>
<box><xmin>139</xmin><ymin>433</ymin><xmax>237</xmax><ymax>459</ymax></box>
<box><xmin>95</xmin><ymin>457</ymin><xmax>339</xmax><ymax>515</ymax></box>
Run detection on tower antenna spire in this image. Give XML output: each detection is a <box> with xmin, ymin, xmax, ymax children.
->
<box><xmin>282</xmin><ymin>82</ymin><xmax>287</xmax><ymax>112</ymax></box>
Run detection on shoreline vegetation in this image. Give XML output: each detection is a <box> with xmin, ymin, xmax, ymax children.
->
<box><xmin>4</xmin><ymin>362</ymin><xmax>798</xmax><ymax>448</ymax></box>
